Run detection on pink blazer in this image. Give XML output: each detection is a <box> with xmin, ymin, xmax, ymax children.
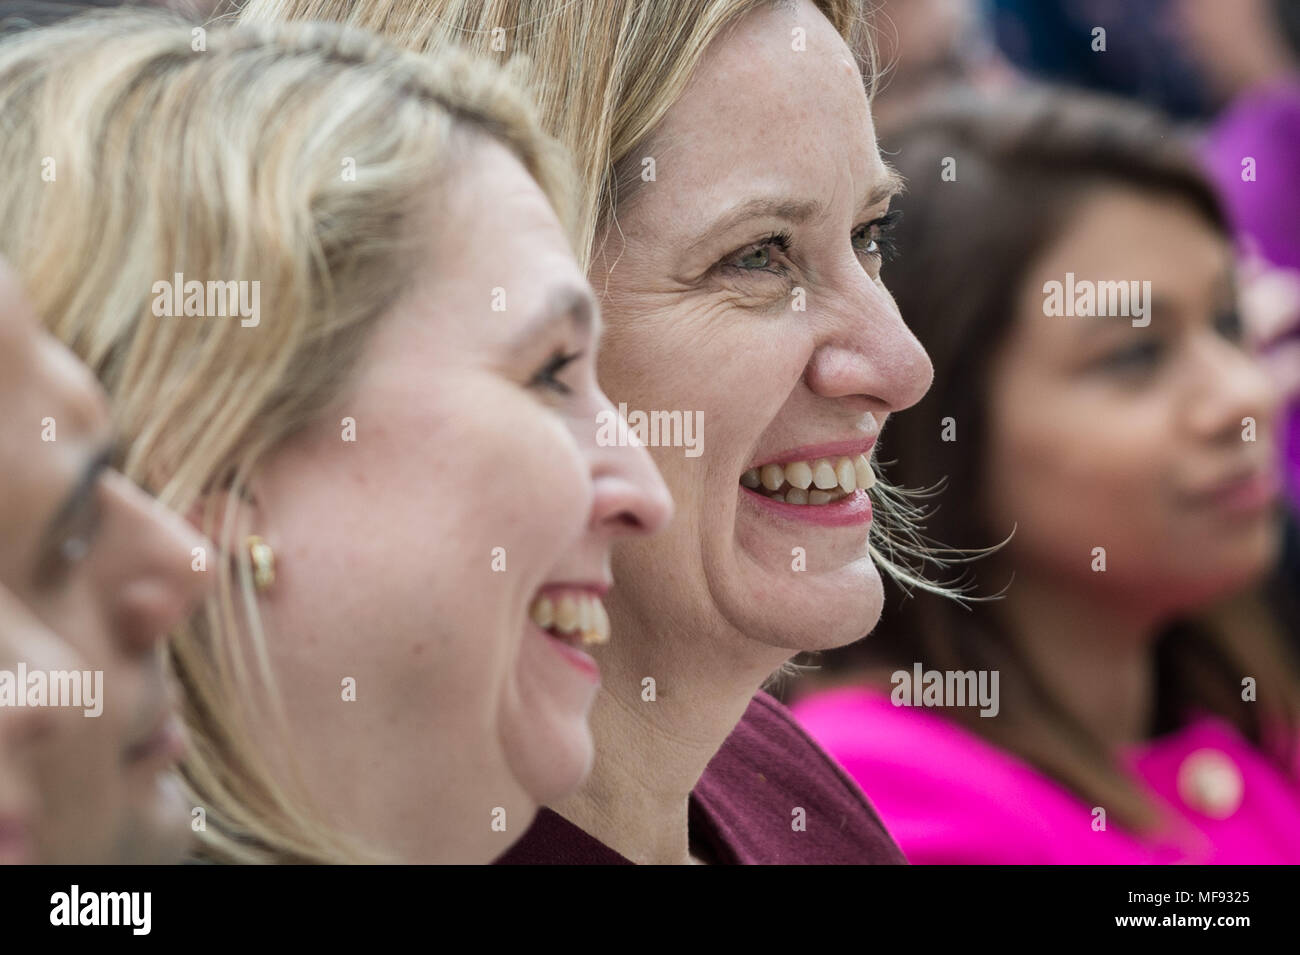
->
<box><xmin>792</xmin><ymin>687</ymin><xmax>1300</xmax><ymax>864</ymax></box>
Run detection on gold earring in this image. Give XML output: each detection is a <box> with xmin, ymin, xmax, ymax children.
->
<box><xmin>247</xmin><ymin>535</ymin><xmax>275</xmax><ymax>592</ymax></box>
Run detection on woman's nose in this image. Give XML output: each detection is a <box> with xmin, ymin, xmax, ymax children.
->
<box><xmin>805</xmin><ymin>277</ymin><xmax>933</xmax><ymax>413</ymax></box>
<box><xmin>587</xmin><ymin>402</ymin><xmax>674</xmax><ymax>536</ymax></box>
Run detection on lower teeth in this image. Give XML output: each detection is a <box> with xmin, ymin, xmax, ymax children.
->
<box><xmin>546</xmin><ymin>626</ymin><xmax>606</xmax><ymax>647</ymax></box>
<box><xmin>763</xmin><ymin>487</ymin><xmax>849</xmax><ymax>505</ymax></box>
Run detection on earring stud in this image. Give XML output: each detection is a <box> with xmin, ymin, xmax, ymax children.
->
<box><xmin>247</xmin><ymin>535</ymin><xmax>275</xmax><ymax>591</ymax></box>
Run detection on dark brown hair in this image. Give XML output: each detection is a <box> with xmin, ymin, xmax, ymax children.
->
<box><xmin>824</xmin><ymin>85</ymin><xmax>1300</xmax><ymax>833</ymax></box>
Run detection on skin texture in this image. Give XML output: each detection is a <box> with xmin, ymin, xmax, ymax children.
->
<box><xmin>557</xmin><ymin>0</ymin><xmax>933</xmax><ymax>863</ymax></box>
<box><xmin>0</xmin><ymin>586</ymin><xmax>83</xmax><ymax>864</ymax></box>
<box><xmin>1174</xmin><ymin>0</ymin><xmax>1298</xmax><ymax>100</ymax></box>
<box><xmin>0</xmin><ymin>262</ymin><xmax>210</xmax><ymax>864</ymax></box>
<box><xmin>985</xmin><ymin>187</ymin><xmax>1280</xmax><ymax>745</ymax></box>
<box><xmin>244</xmin><ymin>141</ymin><xmax>672</xmax><ymax>863</ymax></box>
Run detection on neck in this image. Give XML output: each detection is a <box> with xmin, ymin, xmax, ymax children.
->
<box><xmin>995</xmin><ymin>567</ymin><xmax>1165</xmax><ymax>748</ymax></box>
<box><xmin>424</xmin><ymin>746</ymin><xmax>533</xmax><ymax>864</ymax></box>
<box><xmin>551</xmin><ymin>606</ymin><xmax>789</xmax><ymax>864</ymax></box>
<box><xmin>342</xmin><ymin>712</ymin><xmax>531</xmax><ymax>864</ymax></box>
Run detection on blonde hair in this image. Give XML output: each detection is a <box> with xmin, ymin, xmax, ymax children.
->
<box><xmin>239</xmin><ymin>0</ymin><xmax>874</xmax><ymax>268</ymax></box>
<box><xmin>0</xmin><ymin>9</ymin><xmax>574</xmax><ymax>862</ymax></box>
<box><xmin>238</xmin><ymin>0</ymin><xmax>954</xmax><ymax>606</ymax></box>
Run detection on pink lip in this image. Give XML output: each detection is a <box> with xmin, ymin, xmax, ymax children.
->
<box><xmin>747</xmin><ymin>436</ymin><xmax>878</xmax><ymax>470</ymax></box>
<box><xmin>1191</xmin><ymin>469</ymin><xmax>1280</xmax><ymax>516</ymax></box>
<box><xmin>124</xmin><ymin>712</ymin><xmax>186</xmax><ymax>767</ymax></box>
<box><xmin>740</xmin><ymin>486</ymin><xmax>874</xmax><ymax>527</ymax></box>
<box><xmin>529</xmin><ymin>622</ymin><xmax>601</xmax><ymax>683</ymax></box>
<box><xmin>536</xmin><ymin>580</ymin><xmax>612</xmax><ymax>599</ymax></box>
<box><xmin>0</xmin><ymin>815</ymin><xmax>32</xmax><ymax>865</ymax></box>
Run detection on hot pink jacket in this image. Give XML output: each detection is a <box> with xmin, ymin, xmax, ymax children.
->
<box><xmin>792</xmin><ymin>687</ymin><xmax>1300</xmax><ymax>864</ymax></box>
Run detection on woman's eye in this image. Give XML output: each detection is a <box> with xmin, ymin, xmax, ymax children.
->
<box><xmin>530</xmin><ymin>350</ymin><xmax>582</xmax><ymax>396</ymax></box>
<box><xmin>853</xmin><ymin>210</ymin><xmax>901</xmax><ymax>266</ymax></box>
<box><xmin>1098</xmin><ymin>340</ymin><xmax>1164</xmax><ymax>375</ymax></box>
<box><xmin>851</xmin><ymin>223</ymin><xmax>879</xmax><ymax>256</ymax></box>
<box><xmin>59</xmin><ymin>536</ymin><xmax>91</xmax><ymax>565</ymax></box>
<box><xmin>720</xmin><ymin>232</ymin><xmax>791</xmax><ymax>276</ymax></box>
<box><xmin>34</xmin><ymin>500</ymin><xmax>102</xmax><ymax>588</ymax></box>
<box><xmin>1214</xmin><ymin>307</ymin><xmax>1244</xmax><ymax>343</ymax></box>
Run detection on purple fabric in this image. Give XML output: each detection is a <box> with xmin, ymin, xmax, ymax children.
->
<box><xmin>1287</xmin><ymin>397</ymin><xmax>1300</xmax><ymax>509</ymax></box>
<box><xmin>793</xmin><ymin>687</ymin><xmax>1300</xmax><ymax>864</ymax></box>
<box><xmin>1202</xmin><ymin>79</ymin><xmax>1300</xmax><ymax>510</ymax></box>
<box><xmin>1202</xmin><ymin>79</ymin><xmax>1300</xmax><ymax>274</ymax></box>
<box><xmin>495</xmin><ymin>690</ymin><xmax>906</xmax><ymax>864</ymax></box>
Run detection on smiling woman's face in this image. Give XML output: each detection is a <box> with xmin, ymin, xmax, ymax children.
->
<box><xmin>249</xmin><ymin>139</ymin><xmax>671</xmax><ymax>861</ymax></box>
<box><xmin>591</xmin><ymin>0</ymin><xmax>932</xmax><ymax>653</ymax></box>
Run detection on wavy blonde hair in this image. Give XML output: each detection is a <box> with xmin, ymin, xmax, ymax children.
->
<box><xmin>0</xmin><ymin>9</ymin><xmax>574</xmax><ymax>862</ymax></box>
<box><xmin>238</xmin><ymin>0</ymin><xmax>958</xmax><ymax>610</ymax></box>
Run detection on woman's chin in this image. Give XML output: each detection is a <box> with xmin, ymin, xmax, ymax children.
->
<box><xmin>513</xmin><ymin>728</ymin><xmax>594</xmax><ymax>807</ymax></box>
<box><xmin>501</xmin><ymin>666</ymin><xmax>596</xmax><ymax>806</ymax></box>
<box><xmin>725</xmin><ymin>555</ymin><xmax>885</xmax><ymax>653</ymax></box>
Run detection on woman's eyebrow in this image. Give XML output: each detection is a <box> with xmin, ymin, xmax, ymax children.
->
<box><xmin>866</xmin><ymin>166</ymin><xmax>905</xmax><ymax>209</ymax></box>
<box><xmin>687</xmin><ymin>168</ymin><xmax>905</xmax><ymax>256</ymax></box>
<box><xmin>506</xmin><ymin>285</ymin><xmax>595</xmax><ymax>355</ymax></box>
<box><xmin>692</xmin><ymin>196</ymin><xmax>824</xmax><ymax>251</ymax></box>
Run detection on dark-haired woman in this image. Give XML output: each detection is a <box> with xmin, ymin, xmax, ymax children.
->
<box><xmin>793</xmin><ymin>88</ymin><xmax>1300</xmax><ymax>863</ymax></box>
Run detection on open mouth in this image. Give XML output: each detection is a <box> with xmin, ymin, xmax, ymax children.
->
<box><xmin>528</xmin><ymin>590</ymin><xmax>610</xmax><ymax>647</ymax></box>
<box><xmin>740</xmin><ymin>453</ymin><xmax>876</xmax><ymax>505</ymax></box>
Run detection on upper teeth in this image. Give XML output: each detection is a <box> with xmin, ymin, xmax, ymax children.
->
<box><xmin>528</xmin><ymin>592</ymin><xmax>610</xmax><ymax>646</ymax></box>
<box><xmin>740</xmin><ymin>453</ymin><xmax>875</xmax><ymax>504</ymax></box>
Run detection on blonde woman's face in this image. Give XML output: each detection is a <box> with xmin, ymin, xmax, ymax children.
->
<box><xmin>252</xmin><ymin>141</ymin><xmax>671</xmax><ymax>862</ymax></box>
<box><xmin>590</xmin><ymin>0</ymin><xmax>932</xmax><ymax>655</ymax></box>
